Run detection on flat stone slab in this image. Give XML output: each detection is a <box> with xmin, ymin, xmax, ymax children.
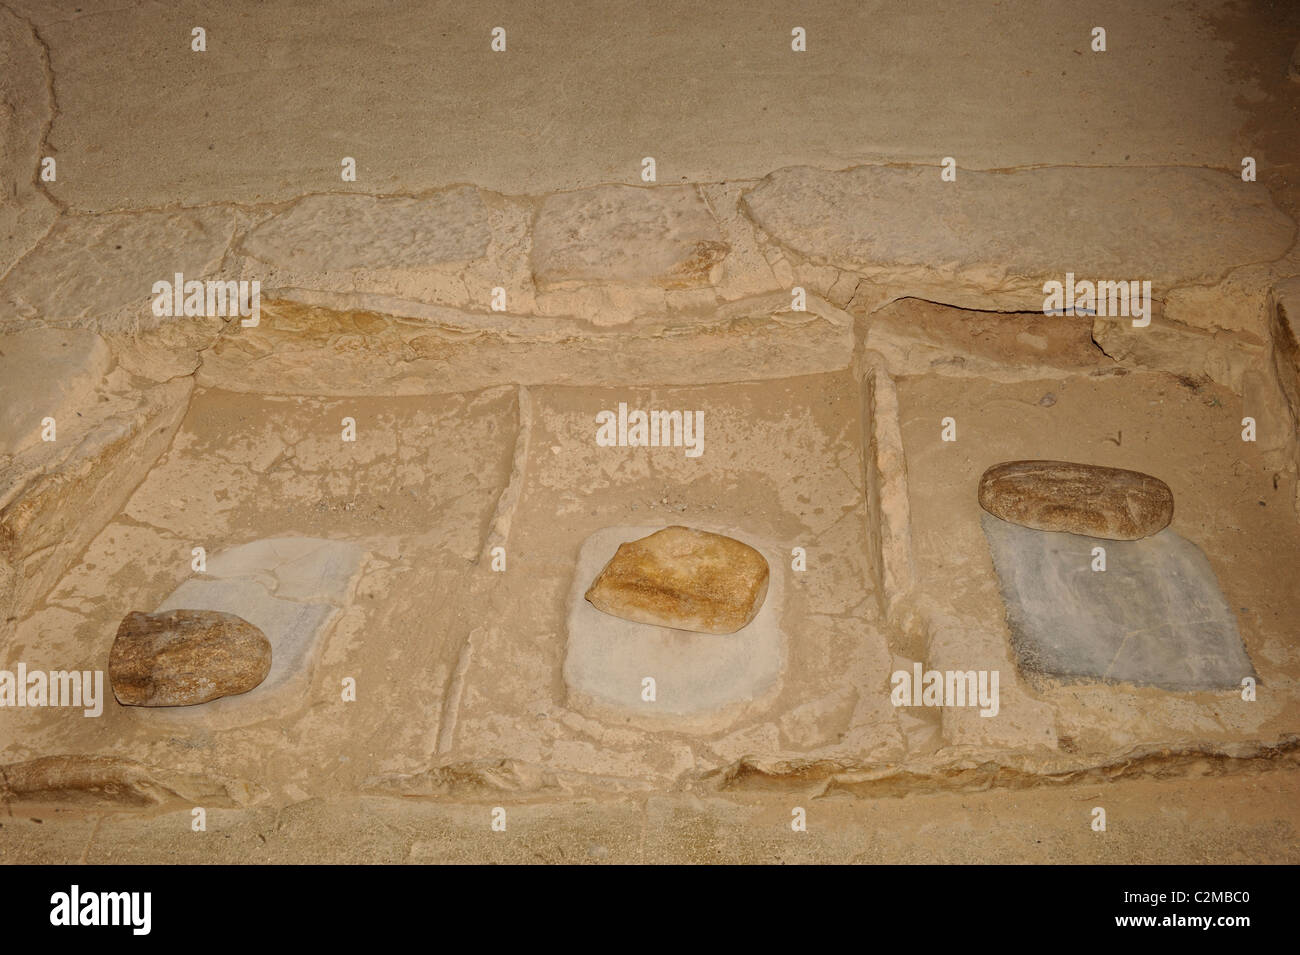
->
<box><xmin>203</xmin><ymin>536</ymin><xmax>364</xmax><ymax>605</ymax></box>
<box><xmin>241</xmin><ymin>189</ymin><xmax>490</xmax><ymax>271</ymax></box>
<box><xmin>532</xmin><ymin>185</ymin><xmax>727</xmax><ymax>289</ymax></box>
<box><xmin>0</xmin><ymin>328</ymin><xmax>112</xmax><ymax>457</ymax></box>
<box><xmin>134</xmin><ymin>537</ymin><xmax>364</xmax><ymax>728</ymax></box>
<box><xmin>564</xmin><ymin>525</ymin><xmax>784</xmax><ymax>730</ymax></box>
<box><xmin>864</xmin><ymin>297</ymin><xmax>1104</xmax><ymax>378</ymax></box>
<box><xmin>981</xmin><ymin>512</ymin><xmax>1254</xmax><ymax>690</ymax></box>
<box><xmin>0</xmin><ymin>209</ymin><xmax>235</xmax><ymax>325</ymax></box>
<box><xmin>743</xmin><ymin>166</ymin><xmax>1293</xmax><ymax>298</ymax></box>
<box><xmin>1</xmin><ymin>376</ymin><xmax>192</xmax><ymax>624</ymax></box>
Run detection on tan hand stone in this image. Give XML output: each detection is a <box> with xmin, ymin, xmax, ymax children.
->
<box><xmin>109</xmin><ymin>609</ymin><xmax>272</xmax><ymax>707</ymax></box>
<box><xmin>978</xmin><ymin>460</ymin><xmax>1174</xmax><ymax>540</ymax></box>
<box><xmin>584</xmin><ymin>526</ymin><xmax>769</xmax><ymax>635</ymax></box>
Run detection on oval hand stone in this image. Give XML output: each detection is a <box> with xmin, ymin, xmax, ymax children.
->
<box><xmin>584</xmin><ymin>526</ymin><xmax>770</xmax><ymax>634</ymax></box>
<box><xmin>109</xmin><ymin>609</ymin><xmax>272</xmax><ymax>707</ymax></box>
<box><xmin>977</xmin><ymin>460</ymin><xmax>1174</xmax><ymax>540</ymax></box>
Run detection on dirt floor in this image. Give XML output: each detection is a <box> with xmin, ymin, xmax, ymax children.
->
<box><xmin>1</xmin><ymin>769</ymin><xmax>1296</xmax><ymax>864</ymax></box>
<box><xmin>1</xmin><ymin>1</ymin><xmax>1298</xmax><ymax>864</ymax></box>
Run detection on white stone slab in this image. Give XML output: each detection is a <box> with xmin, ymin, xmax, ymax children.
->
<box><xmin>564</xmin><ymin>525</ymin><xmax>784</xmax><ymax>732</ymax></box>
<box><xmin>129</xmin><ymin>537</ymin><xmax>363</xmax><ymax>729</ymax></box>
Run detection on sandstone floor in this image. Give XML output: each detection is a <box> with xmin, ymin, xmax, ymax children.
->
<box><xmin>1</xmin><ymin>1</ymin><xmax>1298</xmax><ymax>864</ymax></box>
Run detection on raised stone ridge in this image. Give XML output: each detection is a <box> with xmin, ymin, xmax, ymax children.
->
<box><xmin>241</xmin><ymin>188</ymin><xmax>491</xmax><ymax>271</ymax></box>
<box><xmin>743</xmin><ymin>165</ymin><xmax>1294</xmax><ymax>298</ymax></box>
<box><xmin>0</xmin><ymin>209</ymin><xmax>235</xmax><ymax>325</ymax></box>
<box><xmin>532</xmin><ymin>184</ymin><xmax>728</xmax><ymax>289</ymax></box>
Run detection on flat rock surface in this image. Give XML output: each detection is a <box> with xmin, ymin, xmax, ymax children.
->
<box><xmin>203</xmin><ymin>535</ymin><xmax>365</xmax><ymax>604</ymax></box>
<box><xmin>241</xmin><ymin>189</ymin><xmax>491</xmax><ymax>271</ymax></box>
<box><xmin>0</xmin><ymin>376</ymin><xmax>192</xmax><ymax>624</ymax></box>
<box><xmin>14</xmin><ymin>2</ymin><xmax>1275</xmax><ymax>210</ymax></box>
<box><xmin>147</xmin><ymin>537</ymin><xmax>364</xmax><ymax>725</ymax></box>
<box><xmin>532</xmin><ymin>185</ymin><xmax>727</xmax><ymax>288</ymax></box>
<box><xmin>978</xmin><ymin>460</ymin><xmax>1174</xmax><ymax>540</ymax></box>
<box><xmin>0</xmin><ymin>6</ymin><xmax>56</xmax><ymax>279</ymax></box>
<box><xmin>585</xmin><ymin>525</ymin><xmax>769</xmax><ymax>634</ymax></box>
<box><xmin>743</xmin><ymin>165</ymin><xmax>1294</xmax><ymax>293</ymax></box>
<box><xmin>110</xmin><ymin>609</ymin><xmax>271</xmax><ymax>706</ymax></box>
<box><xmin>981</xmin><ymin>512</ymin><xmax>1254</xmax><ymax>690</ymax></box>
<box><xmin>0</xmin><ymin>327</ymin><xmax>111</xmax><ymax>456</ymax></box>
<box><xmin>565</xmin><ymin>525</ymin><xmax>783</xmax><ymax>725</ymax></box>
<box><xmin>0</xmin><ymin>209</ymin><xmax>235</xmax><ymax>325</ymax></box>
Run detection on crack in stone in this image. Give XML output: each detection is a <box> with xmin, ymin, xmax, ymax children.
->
<box><xmin>1</xmin><ymin>3</ymin><xmax>66</xmax><ymax>216</ymax></box>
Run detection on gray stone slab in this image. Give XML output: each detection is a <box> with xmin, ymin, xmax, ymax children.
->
<box><xmin>204</xmin><ymin>536</ymin><xmax>364</xmax><ymax>605</ymax></box>
<box><xmin>981</xmin><ymin>512</ymin><xmax>1254</xmax><ymax>690</ymax></box>
<box><xmin>564</xmin><ymin>525</ymin><xmax>784</xmax><ymax>731</ymax></box>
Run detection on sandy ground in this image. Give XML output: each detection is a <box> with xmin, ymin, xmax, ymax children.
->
<box><xmin>1</xmin><ymin>1</ymin><xmax>1298</xmax><ymax>864</ymax></box>
<box><xmin>1</xmin><ymin>769</ymin><xmax>1296</xmax><ymax>864</ymax></box>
